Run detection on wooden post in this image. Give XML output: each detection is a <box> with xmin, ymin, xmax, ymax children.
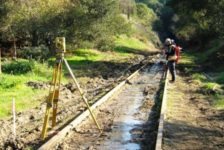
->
<box><xmin>12</xmin><ymin>98</ymin><xmax>16</xmax><ymax>141</ymax></box>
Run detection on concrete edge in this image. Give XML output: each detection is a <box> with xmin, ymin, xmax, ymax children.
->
<box><xmin>155</xmin><ymin>71</ymin><xmax>168</xmax><ymax>150</ymax></box>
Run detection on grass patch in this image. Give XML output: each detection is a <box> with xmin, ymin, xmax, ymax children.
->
<box><xmin>115</xmin><ymin>36</ymin><xmax>148</xmax><ymax>50</ymax></box>
<box><xmin>213</xmin><ymin>94</ymin><xmax>224</xmax><ymax>109</ymax></box>
<box><xmin>202</xmin><ymin>82</ymin><xmax>219</xmax><ymax>91</ymax></box>
<box><xmin>0</xmin><ymin>85</ymin><xmax>46</xmax><ymax>118</ymax></box>
<box><xmin>0</xmin><ymin>74</ymin><xmax>49</xmax><ymax>118</ymax></box>
<box><xmin>114</xmin><ymin>35</ymin><xmax>150</xmax><ymax>54</ymax></box>
<box><xmin>0</xmin><ymin>60</ymin><xmax>54</xmax><ymax>118</ymax></box>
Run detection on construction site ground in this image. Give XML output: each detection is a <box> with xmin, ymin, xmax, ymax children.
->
<box><xmin>0</xmin><ymin>52</ymin><xmax>159</xmax><ymax>149</ymax></box>
<box><xmin>163</xmin><ymin>72</ymin><xmax>224</xmax><ymax>150</ymax></box>
<box><xmin>55</xmin><ymin>59</ymin><xmax>164</xmax><ymax>150</ymax></box>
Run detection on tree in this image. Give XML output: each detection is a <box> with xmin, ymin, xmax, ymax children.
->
<box><xmin>167</xmin><ymin>0</ymin><xmax>224</xmax><ymax>44</ymax></box>
<box><xmin>0</xmin><ymin>0</ymin><xmax>132</xmax><ymax>52</ymax></box>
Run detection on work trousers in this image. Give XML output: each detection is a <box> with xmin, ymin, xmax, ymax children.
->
<box><xmin>167</xmin><ymin>61</ymin><xmax>176</xmax><ymax>81</ymax></box>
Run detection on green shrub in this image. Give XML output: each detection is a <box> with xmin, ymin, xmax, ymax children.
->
<box><xmin>203</xmin><ymin>82</ymin><xmax>218</xmax><ymax>90</ymax></box>
<box><xmin>192</xmin><ymin>73</ymin><xmax>207</xmax><ymax>81</ymax></box>
<box><xmin>0</xmin><ymin>75</ymin><xmax>24</xmax><ymax>89</ymax></box>
<box><xmin>19</xmin><ymin>45</ymin><xmax>50</xmax><ymax>60</ymax></box>
<box><xmin>32</xmin><ymin>61</ymin><xmax>53</xmax><ymax>79</ymax></box>
<box><xmin>136</xmin><ymin>3</ymin><xmax>157</xmax><ymax>24</ymax></box>
<box><xmin>213</xmin><ymin>94</ymin><xmax>224</xmax><ymax>109</ymax></box>
<box><xmin>2</xmin><ymin>60</ymin><xmax>33</xmax><ymax>74</ymax></box>
<box><xmin>79</xmin><ymin>41</ymin><xmax>95</xmax><ymax>49</ymax></box>
<box><xmin>97</xmin><ymin>38</ymin><xmax>115</xmax><ymax>51</ymax></box>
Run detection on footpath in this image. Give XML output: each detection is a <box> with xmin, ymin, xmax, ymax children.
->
<box><xmin>163</xmin><ymin>73</ymin><xmax>224</xmax><ymax>150</ymax></box>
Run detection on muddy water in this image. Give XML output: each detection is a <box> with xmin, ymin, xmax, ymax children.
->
<box><xmin>96</xmin><ymin>62</ymin><xmax>163</xmax><ymax>150</ymax></box>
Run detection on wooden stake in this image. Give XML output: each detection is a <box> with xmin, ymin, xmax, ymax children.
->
<box><xmin>12</xmin><ymin>98</ymin><xmax>16</xmax><ymax>141</ymax></box>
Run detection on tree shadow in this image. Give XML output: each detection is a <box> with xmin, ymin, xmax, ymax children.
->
<box><xmin>206</xmin><ymin>110</ymin><xmax>224</xmax><ymax>121</ymax></box>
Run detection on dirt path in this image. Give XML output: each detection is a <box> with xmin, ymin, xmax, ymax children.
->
<box><xmin>163</xmin><ymin>74</ymin><xmax>224</xmax><ymax>150</ymax></box>
<box><xmin>55</xmin><ymin>61</ymin><xmax>164</xmax><ymax>150</ymax></box>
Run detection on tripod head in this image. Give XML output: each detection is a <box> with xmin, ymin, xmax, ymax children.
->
<box><xmin>55</xmin><ymin>37</ymin><xmax>66</xmax><ymax>60</ymax></box>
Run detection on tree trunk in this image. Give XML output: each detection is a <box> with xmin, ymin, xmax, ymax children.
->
<box><xmin>13</xmin><ymin>38</ymin><xmax>17</xmax><ymax>60</ymax></box>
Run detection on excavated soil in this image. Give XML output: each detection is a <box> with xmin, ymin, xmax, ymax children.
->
<box><xmin>163</xmin><ymin>73</ymin><xmax>224</xmax><ymax>150</ymax></box>
<box><xmin>55</xmin><ymin>60</ymin><xmax>164</xmax><ymax>150</ymax></box>
<box><xmin>0</xmin><ymin>54</ymin><xmax>160</xmax><ymax>150</ymax></box>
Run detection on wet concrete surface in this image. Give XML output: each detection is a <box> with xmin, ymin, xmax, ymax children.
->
<box><xmin>96</xmin><ymin>62</ymin><xmax>163</xmax><ymax>150</ymax></box>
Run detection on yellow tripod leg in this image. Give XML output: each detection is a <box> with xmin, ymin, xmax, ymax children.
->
<box><xmin>41</xmin><ymin>64</ymin><xmax>59</xmax><ymax>140</ymax></box>
<box><xmin>41</xmin><ymin>105</ymin><xmax>52</xmax><ymax>139</ymax></box>
<box><xmin>52</xmin><ymin>90</ymin><xmax>59</xmax><ymax>127</ymax></box>
<box><xmin>52</xmin><ymin>61</ymin><xmax>62</xmax><ymax>127</ymax></box>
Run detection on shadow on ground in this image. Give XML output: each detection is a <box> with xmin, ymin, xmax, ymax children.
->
<box><xmin>163</xmin><ymin>119</ymin><xmax>224</xmax><ymax>149</ymax></box>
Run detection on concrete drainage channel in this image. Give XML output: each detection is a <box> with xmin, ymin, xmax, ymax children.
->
<box><xmin>38</xmin><ymin>59</ymin><xmax>166</xmax><ymax>150</ymax></box>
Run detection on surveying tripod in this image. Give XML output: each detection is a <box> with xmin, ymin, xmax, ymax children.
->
<box><xmin>41</xmin><ymin>37</ymin><xmax>102</xmax><ymax>140</ymax></box>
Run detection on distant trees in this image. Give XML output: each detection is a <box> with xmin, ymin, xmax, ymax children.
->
<box><xmin>0</xmin><ymin>0</ymin><xmax>132</xmax><ymax>54</ymax></box>
<box><xmin>0</xmin><ymin>0</ymin><xmax>70</xmax><ymax>56</ymax></box>
<box><xmin>168</xmin><ymin>0</ymin><xmax>224</xmax><ymax>44</ymax></box>
<box><xmin>136</xmin><ymin>3</ymin><xmax>157</xmax><ymax>25</ymax></box>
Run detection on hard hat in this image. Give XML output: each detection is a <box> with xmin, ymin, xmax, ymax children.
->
<box><xmin>165</xmin><ymin>38</ymin><xmax>172</xmax><ymax>46</ymax></box>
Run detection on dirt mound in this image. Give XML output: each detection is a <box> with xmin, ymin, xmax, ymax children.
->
<box><xmin>27</xmin><ymin>81</ymin><xmax>50</xmax><ymax>89</ymax></box>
